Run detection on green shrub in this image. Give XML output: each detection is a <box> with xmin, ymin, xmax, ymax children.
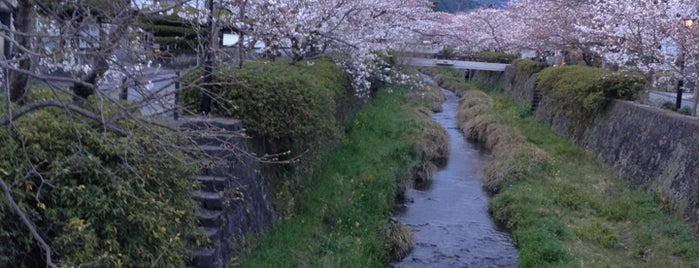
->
<box><xmin>181</xmin><ymin>59</ymin><xmax>354</xmax><ymax>155</ymax></box>
<box><xmin>679</xmin><ymin>106</ymin><xmax>692</xmax><ymax>115</ymax></box>
<box><xmin>598</xmin><ymin>71</ymin><xmax>646</xmax><ymax>100</ymax></box>
<box><xmin>513</xmin><ymin>59</ymin><xmax>547</xmax><ymax>75</ymax></box>
<box><xmin>475</xmin><ymin>51</ymin><xmax>518</xmax><ymax>63</ymax></box>
<box><xmin>659</xmin><ymin>101</ymin><xmax>693</xmax><ymax>115</ymax></box>
<box><xmin>538</xmin><ymin>66</ymin><xmax>645</xmax><ymax>123</ymax></box>
<box><xmin>0</xmin><ymin>91</ymin><xmax>198</xmax><ymax>267</ymax></box>
<box><xmin>661</xmin><ymin>101</ymin><xmax>676</xmax><ymax>110</ymax></box>
<box><xmin>437</xmin><ymin>47</ymin><xmax>456</xmax><ymax>58</ymax></box>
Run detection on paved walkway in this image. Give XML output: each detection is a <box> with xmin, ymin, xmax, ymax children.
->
<box><xmin>649</xmin><ymin>91</ymin><xmax>698</xmax><ymax>114</ymax></box>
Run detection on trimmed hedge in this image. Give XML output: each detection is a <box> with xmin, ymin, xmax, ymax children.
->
<box><xmin>474</xmin><ymin>51</ymin><xmax>518</xmax><ymax>64</ymax></box>
<box><xmin>435</xmin><ymin>50</ymin><xmax>517</xmax><ymax>63</ymax></box>
<box><xmin>0</xmin><ymin>91</ymin><xmax>198</xmax><ymax>267</ymax></box>
<box><xmin>537</xmin><ymin>66</ymin><xmax>645</xmax><ymax>121</ymax></box>
<box><xmin>513</xmin><ymin>59</ymin><xmax>547</xmax><ymax>76</ymax></box>
<box><xmin>181</xmin><ymin>59</ymin><xmax>354</xmax><ymax>155</ymax></box>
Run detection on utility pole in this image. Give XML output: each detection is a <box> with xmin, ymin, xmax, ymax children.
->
<box><xmin>676</xmin><ymin>55</ymin><xmax>685</xmax><ymax>111</ymax></box>
<box><xmin>201</xmin><ymin>0</ymin><xmax>214</xmax><ymax>115</ymax></box>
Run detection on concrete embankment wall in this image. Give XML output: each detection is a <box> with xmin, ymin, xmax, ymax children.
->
<box><xmin>496</xmin><ymin>66</ymin><xmax>699</xmax><ymax>225</ymax></box>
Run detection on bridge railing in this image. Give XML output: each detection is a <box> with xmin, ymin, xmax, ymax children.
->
<box><xmin>433</xmin><ymin>54</ymin><xmax>515</xmax><ymax>64</ymax></box>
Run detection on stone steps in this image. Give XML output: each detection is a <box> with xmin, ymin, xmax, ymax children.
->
<box><xmin>190</xmin><ymin>133</ymin><xmax>245</xmax><ymax>147</ymax></box>
<box><xmin>191</xmin><ymin>246</ymin><xmax>223</xmax><ymax>268</ymax></box>
<box><xmin>192</xmin><ymin>190</ymin><xmax>224</xmax><ymax>210</ymax></box>
<box><xmin>179</xmin><ymin>117</ymin><xmax>243</xmax><ymax>132</ymax></box>
<box><xmin>193</xmin><ymin>159</ymin><xmax>234</xmax><ymax>177</ymax></box>
<box><xmin>181</xmin><ymin>117</ymin><xmax>244</xmax><ymax>268</ymax></box>
<box><xmin>193</xmin><ymin>175</ymin><xmax>228</xmax><ymax>192</ymax></box>
<box><xmin>195</xmin><ymin>208</ymin><xmax>223</xmax><ymax>227</ymax></box>
<box><xmin>531</xmin><ymin>88</ymin><xmax>541</xmax><ymax>111</ymax></box>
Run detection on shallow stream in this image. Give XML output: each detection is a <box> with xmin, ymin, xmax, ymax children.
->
<box><xmin>390</xmin><ymin>77</ymin><xmax>519</xmax><ymax>267</ymax></box>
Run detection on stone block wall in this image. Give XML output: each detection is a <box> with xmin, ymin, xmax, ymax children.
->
<box><xmin>580</xmin><ymin>101</ymin><xmax>699</xmax><ymax>223</ymax></box>
<box><xmin>501</xmin><ymin>65</ymin><xmax>539</xmax><ymax>105</ymax></box>
<box><xmin>500</xmin><ymin>65</ymin><xmax>699</xmax><ymax>225</ymax></box>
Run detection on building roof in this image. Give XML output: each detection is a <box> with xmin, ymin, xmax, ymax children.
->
<box><xmin>0</xmin><ymin>0</ymin><xmax>16</xmax><ymax>12</ymax></box>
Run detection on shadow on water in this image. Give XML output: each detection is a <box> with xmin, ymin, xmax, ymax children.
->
<box><xmin>390</xmin><ymin>76</ymin><xmax>519</xmax><ymax>268</ymax></box>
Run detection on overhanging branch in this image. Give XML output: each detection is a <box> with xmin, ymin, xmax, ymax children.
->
<box><xmin>0</xmin><ymin>175</ymin><xmax>59</xmax><ymax>268</ymax></box>
<box><xmin>0</xmin><ymin>100</ymin><xmax>128</xmax><ymax>136</ymax></box>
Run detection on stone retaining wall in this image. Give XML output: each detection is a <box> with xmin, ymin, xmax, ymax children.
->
<box><xmin>498</xmin><ymin>66</ymin><xmax>699</xmax><ymax>225</ymax></box>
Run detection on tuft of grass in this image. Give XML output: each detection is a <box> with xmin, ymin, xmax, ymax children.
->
<box><xmin>406</xmin><ymin>84</ymin><xmax>446</xmax><ymax>113</ymax></box>
<box><xmin>574</xmin><ymin>219</ymin><xmax>619</xmax><ymax>249</ymax></box>
<box><xmin>379</xmin><ymin>221</ymin><xmax>415</xmax><ymax>261</ymax></box>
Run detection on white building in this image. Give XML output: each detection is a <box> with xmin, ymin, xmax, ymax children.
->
<box><xmin>0</xmin><ymin>0</ymin><xmax>16</xmax><ymax>59</ymax></box>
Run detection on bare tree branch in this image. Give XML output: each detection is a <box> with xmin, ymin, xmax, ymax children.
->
<box><xmin>0</xmin><ymin>175</ymin><xmax>59</xmax><ymax>268</ymax></box>
<box><xmin>0</xmin><ymin>99</ymin><xmax>128</xmax><ymax>136</ymax></box>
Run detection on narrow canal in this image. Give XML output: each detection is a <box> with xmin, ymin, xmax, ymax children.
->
<box><xmin>390</xmin><ymin>77</ymin><xmax>519</xmax><ymax>267</ymax></box>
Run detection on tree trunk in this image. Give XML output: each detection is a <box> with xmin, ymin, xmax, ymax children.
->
<box><xmin>637</xmin><ymin>70</ymin><xmax>655</xmax><ymax>105</ymax></box>
<box><xmin>72</xmin><ymin>51</ymin><xmax>109</xmax><ymax>104</ymax></box>
<box><xmin>238</xmin><ymin>0</ymin><xmax>246</xmax><ymax>68</ymax></box>
<box><xmin>693</xmin><ymin>83</ymin><xmax>698</xmax><ymax>117</ymax></box>
<box><xmin>9</xmin><ymin>0</ymin><xmax>35</xmax><ymax>104</ymax></box>
<box><xmin>72</xmin><ymin>17</ymin><xmax>130</xmax><ymax>104</ymax></box>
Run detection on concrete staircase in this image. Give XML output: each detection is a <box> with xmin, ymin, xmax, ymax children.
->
<box><xmin>182</xmin><ymin>118</ymin><xmax>242</xmax><ymax>268</ymax></box>
<box><xmin>179</xmin><ymin>117</ymin><xmax>276</xmax><ymax>268</ymax></box>
<box><xmin>531</xmin><ymin>88</ymin><xmax>542</xmax><ymax>111</ymax></box>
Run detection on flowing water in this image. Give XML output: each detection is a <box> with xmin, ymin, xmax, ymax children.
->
<box><xmin>390</xmin><ymin>77</ymin><xmax>519</xmax><ymax>267</ymax></box>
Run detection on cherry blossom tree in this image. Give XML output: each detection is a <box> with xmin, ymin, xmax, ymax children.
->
<box><xmin>506</xmin><ymin>0</ymin><xmax>591</xmax><ymax>59</ymax></box>
<box><xmin>443</xmin><ymin>7</ymin><xmax>517</xmax><ymax>53</ymax></box>
<box><xmin>573</xmin><ymin>0</ymin><xmax>698</xmax><ymax>109</ymax></box>
<box><xmin>443</xmin><ymin>0</ymin><xmax>699</xmax><ymax>114</ymax></box>
<box><xmin>208</xmin><ymin>0</ymin><xmax>438</xmax><ymax>97</ymax></box>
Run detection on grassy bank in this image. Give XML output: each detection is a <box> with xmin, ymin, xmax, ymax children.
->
<box><xmin>239</xmin><ymin>83</ymin><xmax>447</xmax><ymax>267</ymax></box>
<box><xmin>427</xmin><ymin>68</ymin><xmax>699</xmax><ymax>267</ymax></box>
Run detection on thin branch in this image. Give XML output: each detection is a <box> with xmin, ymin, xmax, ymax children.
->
<box><xmin>0</xmin><ymin>100</ymin><xmax>128</xmax><ymax>136</ymax></box>
<box><xmin>316</xmin><ymin>32</ymin><xmax>359</xmax><ymax>49</ymax></box>
<box><xmin>0</xmin><ymin>175</ymin><xmax>59</xmax><ymax>268</ymax></box>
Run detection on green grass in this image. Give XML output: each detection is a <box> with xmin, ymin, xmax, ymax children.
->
<box><xmin>496</xmin><ymin>95</ymin><xmax>699</xmax><ymax>267</ymax></box>
<box><xmin>238</xmin><ymin>86</ymin><xmax>426</xmax><ymax>267</ymax></box>
<box><xmin>428</xmin><ymin>68</ymin><xmax>699</xmax><ymax>268</ymax></box>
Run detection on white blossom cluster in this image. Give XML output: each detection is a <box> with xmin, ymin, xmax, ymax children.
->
<box><xmin>438</xmin><ymin>0</ymin><xmax>699</xmax><ymax>85</ymax></box>
<box><xmin>175</xmin><ymin>0</ymin><xmax>439</xmax><ymax>98</ymax></box>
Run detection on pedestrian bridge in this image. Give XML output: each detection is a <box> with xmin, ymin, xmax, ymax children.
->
<box><xmin>400</xmin><ymin>57</ymin><xmax>510</xmax><ymax>72</ymax></box>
